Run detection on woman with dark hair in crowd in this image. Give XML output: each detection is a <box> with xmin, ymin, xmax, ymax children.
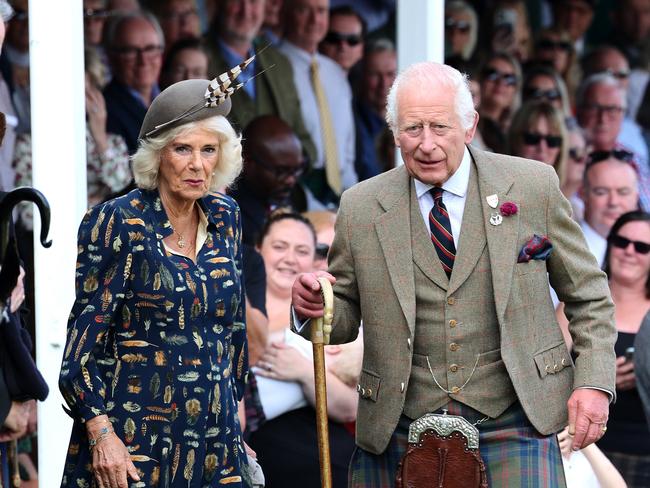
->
<box><xmin>522</xmin><ymin>64</ymin><xmax>572</xmax><ymax>116</ymax></box>
<box><xmin>159</xmin><ymin>37</ymin><xmax>209</xmax><ymax>90</ymax></box>
<box><xmin>532</xmin><ymin>27</ymin><xmax>580</xmax><ymax>106</ymax></box>
<box><xmin>558</xmin><ymin>211</ymin><xmax>650</xmax><ymax>488</ymax></box>
<box><xmin>478</xmin><ymin>51</ymin><xmax>522</xmax><ymax>153</ymax></box>
<box><xmin>444</xmin><ymin>0</ymin><xmax>478</xmax><ymax>62</ymax></box>
<box><xmin>508</xmin><ymin>100</ymin><xmax>568</xmax><ymax>188</ymax></box>
<box><xmin>248</xmin><ymin>210</ymin><xmax>359</xmax><ymax>488</ymax></box>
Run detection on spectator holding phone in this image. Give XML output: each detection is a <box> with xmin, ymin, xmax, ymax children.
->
<box><xmin>557</xmin><ymin>210</ymin><xmax>650</xmax><ymax>487</ymax></box>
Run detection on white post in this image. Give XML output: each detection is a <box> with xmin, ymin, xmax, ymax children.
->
<box><xmin>30</xmin><ymin>0</ymin><xmax>86</xmax><ymax>480</ymax></box>
<box><xmin>395</xmin><ymin>0</ymin><xmax>445</xmax><ymax>165</ymax></box>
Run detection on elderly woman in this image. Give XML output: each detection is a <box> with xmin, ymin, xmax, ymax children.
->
<box><xmin>59</xmin><ymin>77</ymin><xmax>251</xmax><ymax>487</ymax></box>
<box><xmin>508</xmin><ymin>101</ymin><xmax>569</xmax><ymax>189</ymax></box>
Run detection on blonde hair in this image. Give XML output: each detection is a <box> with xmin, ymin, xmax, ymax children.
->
<box><xmin>131</xmin><ymin>116</ymin><xmax>242</xmax><ymax>192</ymax></box>
<box><xmin>303</xmin><ymin>210</ymin><xmax>337</xmax><ymax>234</ymax></box>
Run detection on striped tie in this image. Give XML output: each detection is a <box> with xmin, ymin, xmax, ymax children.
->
<box><xmin>429</xmin><ymin>187</ymin><xmax>456</xmax><ymax>277</ymax></box>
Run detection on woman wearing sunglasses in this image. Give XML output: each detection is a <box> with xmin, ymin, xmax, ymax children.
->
<box><xmin>532</xmin><ymin>28</ymin><xmax>580</xmax><ymax>105</ymax></box>
<box><xmin>507</xmin><ymin>100</ymin><xmax>569</xmax><ymax>188</ymax></box>
<box><xmin>557</xmin><ymin>211</ymin><xmax>650</xmax><ymax>487</ymax></box>
<box><xmin>522</xmin><ymin>65</ymin><xmax>572</xmax><ymax>116</ymax></box>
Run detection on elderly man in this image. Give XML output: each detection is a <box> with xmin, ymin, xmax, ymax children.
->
<box><xmin>103</xmin><ymin>12</ymin><xmax>164</xmax><ymax>153</ymax></box>
<box><xmin>279</xmin><ymin>0</ymin><xmax>357</xmax><ymax>205</ymax></box>
<box><xmin>577</xmin><ymin>73</ymin><xmax>650</xmax><ymax>210</ymax></box>
<box><xmin>228</xmin><ymin>115</ymin><xmax>305</xmax><ymax>245</ymax></box>
<box><xmin>579</xmin><ymin>154</ymin><xmax>640</xmax><ymax>264</ymax></box>
<box><xmin>205</xmin><ymin>0</ymin><xmax>316</xmax><ymax>166</ymax></box>
<box><xmin>353</xmin><ymin>38</ymin><xmax>396</xmax><ymax>181</ymax></box>
<box><xmin>292</xmin><ymin>62</ymin><xmax>617</xmax><ymax>487</ymax></box>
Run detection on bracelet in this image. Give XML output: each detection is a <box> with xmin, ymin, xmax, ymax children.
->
<box><xmin>88</xmin><ymin>427</ymin><xmax>114</xmax><ymax>449</ymax></box>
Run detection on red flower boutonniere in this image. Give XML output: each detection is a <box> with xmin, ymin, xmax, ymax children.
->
<box><xmin>500</xmin><ymin>202</ymin><xmax>518</xmax><ymax>216</ymax></box>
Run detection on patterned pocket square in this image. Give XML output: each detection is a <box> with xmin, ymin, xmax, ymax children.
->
<box><xmin>517</xmin><ymin>234</ymin><xmax>553</xmax><ymax>263</ymax></box>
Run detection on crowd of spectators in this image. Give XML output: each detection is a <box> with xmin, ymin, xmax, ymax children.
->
<box><xmin>1</xmin><ymin>0</ymin><xmax>650</xmax><ymax>486</ymax></box>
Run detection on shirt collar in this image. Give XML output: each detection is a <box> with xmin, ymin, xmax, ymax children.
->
<box><xmin>414</xmin><ymin>146</ymin><xmax>471</xmax><ymax>198</ymax></box>
<box><xmin>280</xmin><ymin>39</ymin><xmax>316</xmax><ymax>64</ymax></box>
<box><xmin>217</xmin><ymin>38</ymin><xmax>255</xmax><ymax>67</ymax></box>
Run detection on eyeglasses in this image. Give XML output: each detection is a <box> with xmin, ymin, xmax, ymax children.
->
<box><xmin>482</xmin><ymin>68</ymin><xmax>517</xmax><ymax>86</ymax></box>
<box><xmin>536</xmin><ymin>39</ymin><xmax>572</xmax><ymax>52</ymax></box>
<box><xmin>84</xmin><ymin>8</ymin><xmax>109</xmax><ymax>19</ymax></box>
<box><xmin>609</xmin><ymin>234</ymin><xmax>650</xmax><ymax>254</ymax></box>
<box><xmin>568</xmin><ymin>147</ymin><xmax>588</xmax><ymax>162</ymax></box>
<box><xmin>315</xmin><ymin>243</ymin><xmax>330</xmax><ymax>259</ymax></box>
<box><xmin>524</xmin><ymin>88</ymin><xmax>561</xmax><ymax>102</ymax></box>
<box><xmin>323</xmin><ymin>31</ymin><xmax>362</xmax><ymax>47</ymax></box>
<box><xmin>587</xmin><ymin>149</ymin><xmax>634</xmax><ymax>165</ymax></box>
<box><xmin>603</xmin><ymin>69</ymin><xmax>631</xmax><ymax>80</ymax></box>
<box><xmin>522</xmin><ymin>132</ymin><xmax>562</xmax><ymax>148</ymax></box>
<box><xmin>445</xmin><ymin>18</ymin><xmax>470</xmax><ymax>33</ymax></box>
<box><xmin>112</xmin><ymin>44</ymin><xmax>163</xmax><ymax>61</ymax></box>
<box><xmin>252</xmin><ymin>157</ymin><xmax>307</xmax><ymax>179</ymax></box>
<box><xmin>580</xmin><ymin>103</ymin><xmax>625</xmax><ymax>118</ymax></box>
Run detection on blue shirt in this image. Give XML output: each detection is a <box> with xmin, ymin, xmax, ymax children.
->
<box><xmin>217</xmin><ymin>39</ymin><xmax>257</xmax><ymax>100</ymax></box>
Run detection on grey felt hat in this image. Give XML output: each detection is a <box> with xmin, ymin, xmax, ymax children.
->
<box><xmin>138</xmin><ymin>79</ymin><xmax>232</xmax><ymax>142</ymax></box>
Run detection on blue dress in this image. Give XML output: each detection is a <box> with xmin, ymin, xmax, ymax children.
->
<box><xmin>59</xmin><ymin>189</ymin><xmax>250</xmax><ymax>487</ymax></box>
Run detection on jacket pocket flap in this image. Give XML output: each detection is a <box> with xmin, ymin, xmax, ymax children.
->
<box><xmin>534</xmin><ymin>342</ymin><xmax>573</xmax><ymax>379</ymax></box>
<box><xmin>357</xmin><ymin>369</ymin><xmax>381</xmax><ymax>402</ymax></box>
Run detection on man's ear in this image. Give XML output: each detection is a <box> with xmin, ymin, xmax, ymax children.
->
<box><xmin>464</xmin><ymin>111</ymin><xmax>479</xmax><ymax>144</ymax></box>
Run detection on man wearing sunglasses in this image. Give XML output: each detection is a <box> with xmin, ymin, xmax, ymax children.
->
<box><xmin>579</xmin><ymin>151</ymin><xmax>640</xmax><ymax>264</ymax></box>
<box><xmin>319</xmin><ymin>6</ymin><xmax>365</xmax><ymax>73</ymax></box>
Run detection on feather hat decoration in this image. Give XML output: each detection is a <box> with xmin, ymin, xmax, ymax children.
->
<box><xmin>138</xmin><ymin>54</ymin><xmax>257</xmax><ymax>141</ymax></box>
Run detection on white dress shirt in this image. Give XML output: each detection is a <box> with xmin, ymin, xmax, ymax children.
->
<box><xmin>413</xmin><ymin>146</ymin><xmax>472</xmax><ymax>247</ymax></box>
<box><xmin>278</xmin><ymin>40</ymin><xmax>357</xmax><ymax>191</ymax></box>
<box><xmin>579</xmin><ymin>220</ymin><xmax>607</xmax><ymax>266</ymax></box>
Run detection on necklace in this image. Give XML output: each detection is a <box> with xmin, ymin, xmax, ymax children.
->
<box><xmin>176</xmin><ymin>230</ymin><xmax>186</xmax><ymax>248</ymax></box>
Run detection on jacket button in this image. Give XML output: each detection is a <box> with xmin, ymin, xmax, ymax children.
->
<box><xmin>554</xmin><ymin>363</ymin><xmax>560</xmax><ymax>372</ymax></box>
<box><xmin>447</xmin><ymin>297</ymin><xmax>455</xmax><ymax>305</ymax></box>
<box><xmin>545</xmin><ymin>365</ymin><xmax>552</xmax><ymax>373</ymax></box>
<box><xmin>364</xmin><ymin>388</ymin><xmax>373</xmax><ymax>398</ymax></box>
<box><xmin>400</xmin><ymin>382</ymin><xmax>405</xmax><ymax>393</ymax></box>
<box><xmin>407</xmin><ymin>338</ymin><xmax>411</xmax><ymax>349</ymax></box>
<box><xmin>356</xmin><ymin>384</ymin><xmax>361</xmax><ymax>392</ymax></box>
<box><xmin>449</xmin><ymin>343</ymin><xmax>459</xmax><ymax>352</ymax></box>
<box><xmin>449</xmin><ymin>364</ymin><xmax>459</xmax><ymax>372</ymax></box>
<box><xmin>450</xmin><ymin>386</ymin><xmax>461</xmax><ymax>394</ymax></box>
<box><xmin>561</xmin><ymin>358</ymin><xmax>568</xmax><ymax>366</ymax></box>
<box><xmin>360</xmin><ymin>387</ymin><xmax>366</xmax><ymax>396</ymax></box>
<box><xmin>449</xmin><ymin>319</ymin><xmax>457</xmax><ymax>328</ymax></box>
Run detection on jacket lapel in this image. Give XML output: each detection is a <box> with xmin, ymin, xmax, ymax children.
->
<box><xmin>448</xmin><ymin>161</ymin><xmax>486</xmax><ymax>295</ymax></box>
<box><xmin>374</xmin><ymin>167</ymin><xmax>417</xmax><ymax>334</ymax></box>
<box><xmin>470</xmin><ymin>146</ymin><xmax>519</xmax><ymax>322</ymax></box>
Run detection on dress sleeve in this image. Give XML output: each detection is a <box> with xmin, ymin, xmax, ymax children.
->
<box><xmin>230</xmin><ymin>202</ymin><xmax>249</xmax><ymax>401</ymax></box>
<box><xmin>97</xmin><ymin>133</ymin><xmax>132</xmax><ymax>193</ymax></box>
<box><xmin>58</xmin><ymin>202</ymin><xmax>130</xmax><ymax>422</ymax></box>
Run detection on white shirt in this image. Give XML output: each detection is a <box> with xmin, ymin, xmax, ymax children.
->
<box><xmin>413</xmin><ymin>146</ymin><xmax>472</xmax><ymax>246</ymax></box>
<box><xmin>579</xmin><ymin>220</ymin><xmax>607</xmax><ymax>266</ymax></box>
<box><xmin>278</xmin><ymin>40</ymin><xmax>357</xmax><ymax>191</ymax></box>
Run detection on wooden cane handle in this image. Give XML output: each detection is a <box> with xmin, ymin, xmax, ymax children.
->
<box><xmin>311</xmin><ymin>277</ymin><xmax>333</xmax><ymax>345</ymax></box>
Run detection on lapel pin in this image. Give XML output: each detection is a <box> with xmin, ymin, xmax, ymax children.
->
<box><xmin>486</xmin><ymin>194</ymin><xmax>498</xmax><ymax>208</ymax></box>
<box><xmin>489</xmin><ymin>213</ymin><xmax>503</xmax><ymax>226</ymax></box>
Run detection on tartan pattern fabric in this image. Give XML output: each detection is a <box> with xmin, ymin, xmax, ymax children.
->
<box><xmin>428</xmin><ymin>187</ymin><xmax>456</xmax><ymax>277</ymax></box>
<box><xmin>349</xmin><ymin>402</ymin><xmax>567</xmax><ymax>488</ymax></box>
<box><xmin>601</xmin><ymin>450</ymin><xmax>650</xmax><ymax>488</ymax></box>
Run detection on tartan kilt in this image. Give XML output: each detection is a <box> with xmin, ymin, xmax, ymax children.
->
<box><xmin>349</xmin><ymin>401</ymin><xmax>566</xmax><ymax>488</ymax></box>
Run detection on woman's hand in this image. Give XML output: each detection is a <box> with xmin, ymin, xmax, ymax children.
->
<box><xmin>0</xmin><ymin>401</ymin><xmax>30</xmax><ymax>441</ymax></box>
<box><xmin>85</xmin><ymin>79</ymin><xmax>109</xmax><ymax>154</ymax></box>
<box><xmin>557</xmin><ymin>426</ymin><xmax>573</xmax><ymax>459</ymax></box>
<box><xmin>10</xmin><ymin>266</ymin><xmax>26</xmax><ymax>313</ymax></box>
<box><xmin>615</xmin><ymin>355</ymin><xmax>636</xmax><ymax>391</ymax></box>
<box><xmin>87</xmin><ymin>416</ymin><xmax>140</xmax><ymax>488</ymax></box>
<box><xmin>256</xmin><ymin>342</ymin><xmax>310</xmax><ymax>383</ymax></box>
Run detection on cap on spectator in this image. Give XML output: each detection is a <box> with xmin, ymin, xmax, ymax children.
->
<box><xmin>139</xmin><ymin>54</ymin><xmax>256</xmax><ymax>141</ymax></box>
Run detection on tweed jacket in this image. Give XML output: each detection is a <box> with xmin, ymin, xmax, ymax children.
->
<box><xmin>322</xmin><ymin>145</ymin><xmax>617</xmax><ymax>454</ymax></box>
<box><xmin>206</xmin><ymin>38</ymin><xmax>317</xmax><ymax>165</ymax></box>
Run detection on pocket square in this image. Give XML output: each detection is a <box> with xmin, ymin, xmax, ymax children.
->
<box><xmin>517</xmin><ymin>234</ymin><xmax>553</xmax><ymax>263</ymax></box>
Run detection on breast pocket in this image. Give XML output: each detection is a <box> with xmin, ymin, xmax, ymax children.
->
<box><xmin>516</xmin><ymin>259</ymin><xmax>547</xmax><ymax>276</ymax></box>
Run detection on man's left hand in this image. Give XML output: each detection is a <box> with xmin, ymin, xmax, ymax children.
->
<box><xmin>567</xmin><ymin>388</ymin><xmax>609</xmax><ymax>451</ymax></box>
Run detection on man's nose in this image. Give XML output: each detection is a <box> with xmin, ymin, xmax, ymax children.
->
<box><xmin>418</xmin><ymin>127</ymin><xmax>437</xmax><ymax>153</ymax></box>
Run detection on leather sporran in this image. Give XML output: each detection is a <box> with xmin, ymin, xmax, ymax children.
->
<box><xmin>395</xmin><ymin>412</ymin><xmax>488</xmax><ymax>488</ymax></box>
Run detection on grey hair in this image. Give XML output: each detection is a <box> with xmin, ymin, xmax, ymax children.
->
<box><xmin>576</xmin><ymin>72</ymin><xmax>627</xmax><ymax>109</ymax></box>
<box><xmin>132</xmin><ymin>116</ymin><xmax>243</xmax><ymax>192</ymax></box>
<box><xmin>104</xmin><ymin>10</ymin><xmax>165</xmax><ymax>51</ymax></box>
<box><xmin>0</xmin><ymin>0</ymin><xmax>13</xmax><ymax>22</ymax></box>
<box><xmin>364</xmin><ymin>37</ymin><xmax>395</xmax><ymax>56</ymax></box>
<box><xmin>445</xmin><ymin>0</ymin><xmax>478</xmax><ymax>61</ymax></box>
<box><xmin>385</xmin><ymin>62</ymin><xmax>476</xmax><ymax>132</ymax></box>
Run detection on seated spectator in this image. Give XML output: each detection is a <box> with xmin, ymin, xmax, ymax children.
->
<box><xmin>610</xmin><ymin>0</ymin><xmax>650</xmax><ymax>70</ymax></box>
<box><xmin>478</xmin><ymin>51</ymin><xmax>522</xmax><ymax>153</ymax></box>
<box><xmin>106</xmin><ymin>0</ymin><xmax>139</xmax><ymax>14</ymax></box>
<box><xmin>531</xmin><ymin>27</ymin><xmax>580</xmax><ymax>104</ymax></box>
<box><xmin>522</xmin><ymin>64</ymin><xmax>571</xmax><ymax>116</ymax></box>
<box><xmin>13</xmin><ymin>47</ymin><xmax>132</xmax><ymax>229</ymax></box>
<box><xmin>563</xmin><ymin>121</ymin><xmax>590</xmax><ymax>219</ymax></box>
<box><xmin>83</xmin><ymin>0</ymin><xmax>111</xmax><ymax>78</ymax></box>
<box><xmin>444</xmin><ymin>0</ymin><xmax>478</xmax><ymax>62</ymax></box>
<box><xmin>248</xmin><ymin>210</ymin><xmax>358</xmax><ymax>488</ymax></box>
<box><xmin>204</xmin><ymin>0</ymin><xmax>316</xmax><ymax>165</ymax></box>
<box><xmin>228</xmin><ymin>115</ymin><xmax>305</xmax><ymax>245</ymax></box>
<box><xmin>557</xmin><ymin>211</ymin><xmax>650</xmax><ymax>488</ymax></box>
<box><xmin>0</xmin><ymin>1</ymin><xmax>17</xmax><ymax>192</ymax></box>
<box><xmin>319</xmin><ymin>5</ymin><xmax>365</xmax><ymax>73</ymax></box>
<box><xmin>578</xmin><ymin>151</ymin><xmax>640</xmax><ymax>264</ymax></box>
<box><xmin>635</xmin><ymin>311</ymin><xmax>650</xmax><ymax>428</ymax></box>
<box><xmin>303</xmin><ymin>209</ymin><xmax>337</xmax><ymax>271</ymax></box>
<box><xmin>487</xmin><ymin>1</ymin><xmax>533</xmax><ymax>64</ymax></box>
<box><xmin>103</xmin><ymin>11</ymin><xmax>164</xmax><ymax>153</ymax></box>
<box><xmin>577</xmin><ymin>73</ymin><xmax>650</xmax><ymax>210</ymax></box>
<box><xmin>144</xmin><ymin>0</ymin><xmax>200</xmax><ymax>49</ymax></box>
<box><xmin>279</xmin><ymin>0</ymin><xmax>357</xmax><ymax>205</ymax></box>
<box><xmin>508</xmin><ymin>101</ymin><xmax>568</xmax><ymax>188</ymax></box>
<box><xmin>352</xmin><ymin>38</ymin><xmax>396</xmax><ymax>181</ymax></box>
<box><xmin>549</xmin><ymin>0</ymin><xmax>595</xmax><ymax>56</ymax></box>
<box><xmin>3</xmin><ymin>0</ymin><xmax>30</xmax><ymax>135</ymax></box>
<box><xmin>260</xmin><ymin>0</ymin><xmax>284</xmax><ymax>45</ymax></box>
<box><xmin>159</xmin><ymin>37</ymin><xmax>208</xmax><ymax>89</ymax></box>
<box><xmin>581</xmin><ymin>45</ymin><xmax>649</xmax><ymax>165</ymax></box>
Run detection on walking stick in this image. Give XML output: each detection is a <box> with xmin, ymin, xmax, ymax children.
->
<box><xmin>311</xmin><ymin>277</ymin><xmax>334</xmax><ymax>488</ymax></box>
